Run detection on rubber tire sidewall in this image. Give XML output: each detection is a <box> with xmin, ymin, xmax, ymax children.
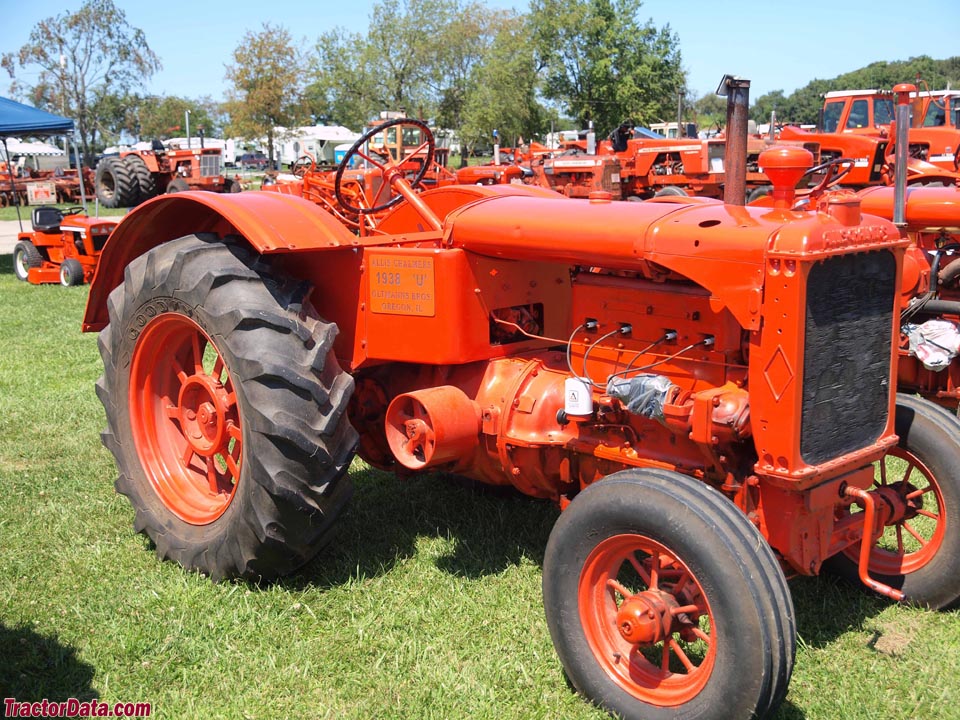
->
<box><xmin>543</xmin><ymin>471</ymin><xmax>790</xmax><ymax>720</ymax></box>
<box><xmin>13</xmin><ymin>240</ymin><xmax>40</xmax><ymax>281</ymax></box>
<box><xmin>99</xmin><ymin>235</ymin><xmax>357</xmax><ymax>580</ymax></box>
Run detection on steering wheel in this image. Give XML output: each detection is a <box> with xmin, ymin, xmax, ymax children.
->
<box><xmin>63</xmin><ymin>205</ymin><xmax>85</xmax><ymax>216</ymax></box>
<box><xmin>291</xmin><ymin>154</ymin><xmax>316</xmax><ymax>178</ymax></box>
<box><xmin>334</xmin><ymin>117</ymin><xmax>436</xmax><ymax>215</ymax></box>
<box><xmin>801</xmin><ymin>157</ymin><xmax>854</xmax><ymax>198</ymax></box>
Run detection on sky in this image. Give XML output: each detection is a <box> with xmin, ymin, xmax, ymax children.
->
<box><xmin>3</xmin><ymin>0</ymin><xmax>959</xmax><ymax>117</ymax></box>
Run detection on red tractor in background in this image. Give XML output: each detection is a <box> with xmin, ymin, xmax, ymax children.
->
<box><xmin>94</xmin><ymin>142</ymin><xmax>241</xmax><ymax>208</ymax></box>
<box><xmin>81</xmin><ymin>75</ymin><xmax>960</xmax><ymax>720</ymax></box>
<box><xmin>13</xmin><ymin>205</ymin><xmax>117</xmax><ymax>286</ymax></box>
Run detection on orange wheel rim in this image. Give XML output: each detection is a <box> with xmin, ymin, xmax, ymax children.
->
<box><xmin>579</xmin><ymin>534</ymin><xmax>716</xmax><ymax>706</ymax></box>
<box><xmin>847</xmin><ymin>447</ymin><xmax>947</xmax><ymax>575</ymax></box>
<box><xmin>129</xmin><ymin>313</ymin><xmax>242</xmax><ymax>524</ymax></box>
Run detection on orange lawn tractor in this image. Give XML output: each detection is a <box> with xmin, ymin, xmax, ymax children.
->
<box><xmin>82</xmin><ymin>98</ymin><xmax>960</xmax><ymax>718</ymax></box>
<box><xmin>94</xmin><ymin>142</ymin><xmax>241</xmax><ymax>208</ymax></box>
<box><xmin>13</xmin><ymin>205</ymin><xmax>118</xmax><ymax>286</ymax></box>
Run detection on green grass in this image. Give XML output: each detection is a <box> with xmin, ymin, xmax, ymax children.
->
<box><xmin>0</xmin><ymin>262</ymin><xmax>958</xmax><ymax>719</ymax></box>
<box><xmin>0</xmin><ymin>203</ymin><xmax>127</xmax><ymax>222</ymax></box>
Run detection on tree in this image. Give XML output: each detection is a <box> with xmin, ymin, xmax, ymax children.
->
<box><xmin>458</xmin><ymin>19</ymin><xmax>546</xmax><ymax>159</ymax></box>
<box><xmin>530</xmin><ymin>0</ymin><xmax>684</xmax><ymax>135</ymax></box>
<box><xmin>307</xmin><ymin>0</ymin><xmax>459</xmax><ymax>130</ymax></box>
<box><xmin>1</xmin><ymin>0</ymin><xmax>160</xmax><ymax>164</ymax></box>
<box><xmin>224</xmin><ymin>23</ymin><xmax>308</xmax><ymax>167</ymax></box>
<box><xmin>692</xmin><ymin>92</ymin><xmax>727</xmax><ymax>133</ymax></box>
<box><xmin>133</xmin><ymin>95</ymin><xmax>221</xmax><ymax>140</ymax></box>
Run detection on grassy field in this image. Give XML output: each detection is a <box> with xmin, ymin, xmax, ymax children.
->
<box><xmin>1</xmin><ymin>259</ymin><xmax>958</xmax><ymax>720</ymax></box>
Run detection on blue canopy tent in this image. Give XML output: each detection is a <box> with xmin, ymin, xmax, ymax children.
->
<box><xmin>0</xmin><ymin>97</ymin><xmax>76</xmax><ymax>229</ymax></box>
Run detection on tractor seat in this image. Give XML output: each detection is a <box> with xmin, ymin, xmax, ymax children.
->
<box><xmin>31</xmin><ymin>206</ymin><xmax>64</xmax><ymax>233</ymax></box>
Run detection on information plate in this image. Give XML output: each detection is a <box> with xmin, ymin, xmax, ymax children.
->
<box><xmin>368</xmin><ymin>253</ymin><xmax>436</xmax><ymax>317</ymax></box>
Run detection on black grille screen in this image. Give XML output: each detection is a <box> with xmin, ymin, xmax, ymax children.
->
<box><xmin>801</xmin><ymin>251</ymin><xmax>895</xmax><ymax>465</ymax></box>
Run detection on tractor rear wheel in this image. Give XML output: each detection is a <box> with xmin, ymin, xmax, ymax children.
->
<box><xmin>543</xmin><ymin>469</ymin><xmax>794</xmax><ymax>720</ymax></box>
<box><xmin>826</xmin><ymin>394</ymin><xmax>960</xmax><ymax>608</ymax></box>
<box><xmin>13</xmin><ymin>240</ymin><xmax>42</xmax><ymax>282</ymax></box>
<box><xmin>95</xmin><ymin>156</ymin><xmax>139</xmax><ymax>208</ymax></box>
<box><xmin>96</xmin><ymin>234</ymin><xmax>358</xmax><ymax>581</ymax></box>
<box><xmin>124</xmin><ymin>155</ymin><xmax>157</xmax><ymax>203</ymax></box>
<box><xmin>59</xmin><ymin>258</ymin><xmax>84</xmax><ymax>286</ymax></box>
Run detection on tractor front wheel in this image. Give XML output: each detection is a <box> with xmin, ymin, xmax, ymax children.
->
<box><xmin>827</xmin><ymin>393</ymin><xmax>960</xmax><ymax>608</ymax></box>
<box><xmin>97</xmin><ymin>234</ymin><xmax>358</xmax><ymax>580</ymax></box>
<box><xmin>543</xmin><ymin>469</ymin><xmax>795</xmax><ymax>720</ymax></box>
<box><xmin>166</xmin><ymin>178</ymin><xmax>190</xmax><ymax>193</ymax></box>
<box><xmin>13</xmin><ymin>240</ymin><xmax>42</xmax><ymax>282</ymax></box>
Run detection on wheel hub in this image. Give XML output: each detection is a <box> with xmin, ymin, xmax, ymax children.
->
<box><xmin>178</xmin><ymin>374</ymin><xmax>230</xmax><ymax>456</ymax></box>
<box><xmin>616</xmin><ymin>589</ymin><xmax>678</xmax><ymax>645</ymax></box>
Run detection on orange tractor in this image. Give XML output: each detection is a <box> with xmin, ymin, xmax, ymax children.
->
<box><xmin>94</xmin><ymin>142</ymin><xmax>241</xmax><ymax>208</ymax></box>
<box><xmin>13</xmin><ymin>205</ymin><xmax>117</xmax><ymax>286</ymax></box>
<box><xmin>82</xmin><ymin>97</ymin><xmax>960</xmax><ymax>718</ymax></box>
<box><xmin>777</xmin><ymin>86</ymin><xmax>960</xmax><ymax>188</ymax></box>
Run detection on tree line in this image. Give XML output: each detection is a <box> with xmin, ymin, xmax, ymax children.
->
<box><xmin>4</xmin><ymin>0</ymin><xmax>959</xmax><ymax>166</ymax></box>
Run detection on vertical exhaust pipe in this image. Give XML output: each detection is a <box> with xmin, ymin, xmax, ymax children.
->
<box><xmin>717</xmin><ymin>74</ymin><xmax>750</xmax><ymax>206</ymax></box>
<box><xmin>892</xmin><ymin>83</ymin><xmax>915</xmax><ymax>227</ymax></box>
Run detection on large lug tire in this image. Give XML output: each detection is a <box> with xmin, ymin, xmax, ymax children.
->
<box><xmin>95</xmin><ymin>156</ymin><xmax>139</xmax><ymax>208</ymax></box>
<box><xmin>59</xmin><ymin>257</ymin><xmax>84</xmax><ymax>286</ymax></box>
<box><xmin>543</xmin><ymin>469</ymin><xmax>795</xmax><ymax>720</ymax></box>
<box><xmin>96</xmin><ymin>234</ymin><xmax>358</xmax><ymax>581</ymax></box>
<box><xmin>653</xmin><ymin>185</ymin><xmax>688</xmax><ymax>197</ymax></box>
<box><xmin>826</xmin><ymin>393</ymin><xmax>960</xmax><ymax>609</ymax></box>
<box><xmin>166</xmin><ymin>178</ymin><xmax>190</xmax><ymax>193</ymax></box>
<box><xmin>13</xmin><ymin>240</ymin><xmax>42</xmax><ymax>281</ymax></box>
<box><xmin>124</xmin><ymin>154</ymin><xmax>157</xmax><ymax>203</ymax></box>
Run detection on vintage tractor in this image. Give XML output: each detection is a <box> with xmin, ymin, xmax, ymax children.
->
<box><xmin>13</xmin><ymin>205</ymin><xmax>117</xmax><ymax>286</ymax></box>
<box><xmin>82</xmin><ymin>109</ymin><xmax>960</xmax><ymax>719</ymax></box>
<box><xmin>94</xmin><ymin>143</ymin><xmax>241</xmax><ymax>208</ymax></box>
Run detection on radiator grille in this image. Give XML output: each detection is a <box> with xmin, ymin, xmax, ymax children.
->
<box><xmin>801</xmin><ymin>251</ymin><xmax>895</xmax><ymax>465</ymax></box>
<box><xmin>199</xmin><ymin>154</ymin><xmax>221</xmax><ymax>177</ymax></box>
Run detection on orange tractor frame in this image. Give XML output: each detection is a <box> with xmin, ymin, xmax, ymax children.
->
<box><xmin>82</xmin><ymin>98</ymin><xmax>960</xmax><ymax>719</ymax></box>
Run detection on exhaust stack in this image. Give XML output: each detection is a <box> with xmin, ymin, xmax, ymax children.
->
<box><xmin>892</xmin><ymin>83</ymin><xmax>916</xmax><ymax>227</ymax></box>
<box><xmin>717</xmin><ymin>75</ymin><xmax>751</xmax><ymax>206</ymax></box>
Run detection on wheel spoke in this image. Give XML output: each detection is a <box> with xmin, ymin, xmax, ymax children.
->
<box><xmin>878</xmin><ymin>460</ymin><xmax>888</xmax><ymax>486</ymax></box>
<box><xmin>671</xmin><ymin>604</ymin><xmax>700</xmax><ymax>616</ymax></box>
<box><xmin>661</xmin><ymin>641</ymin><xmax>671</xmax><ymax>672</ymax></box>
<box><xmin>649</xmin><ymin>552</ymin><xmax>661</xmax><ymax>590</ymax></box>
<box><xmin>906</xmin><ymin>486</ymin><xmax>934</xmax><ymax>501</ymax></box>
<box><xmin>628</xmin><ymin>552</ymin><xmax>652</xmax><ymax>586</ymax></box>
<box><xmin>225</xmin><ymin>454</ymin><xmax>241</xmax><ymax>482</ymax></box>
<box><xmin>191</xmin><ymin>332</ymin><xmax>204</xmax><ymax>374</ymax></box>
<box><xmin>691</xmin><ymin>627</ymin><xmax>711</xmax><ymax>646</ymax></box>
<box><xmin>205</xmin><ymin>457</ymin><xmax>220</xmax><ymax>494</ymax></box>
<box><xmin>902</xmin><ymin>521</ymin><xmax>928</xmax><ymax>546</ymax></box>
<box><xmin>896</xmin><ymin>524</ymin><xmax>904</xmax><ymax>555</ymax></box>
<box><xmin>605</xmin><ymin>577</ymin><xmax>633</xmax><ymax>601</ymax></box>
<box><xmin>181</xmin><ymin>444</ymin><xmax>195</xmax><ymax>468</ymax></box>
<box><xmin>668</xmin><ymin>637</ymin><xmax>696</xmax><ymax>673</ymax></box>
<box><xmin>212</xmin><ymin>353</ymin><xmax>224</xmax><ymax>381</ymax></box>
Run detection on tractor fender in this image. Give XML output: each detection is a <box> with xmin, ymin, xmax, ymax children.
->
<box><xmin>82</xmin><ymin>190</ymin><xmax>357</xmax><ymax>332</ymax></box>
<box><xmin>859</xmin><ymin>185</ymin><xmax>960</xmax><ymax>230</ymax></box>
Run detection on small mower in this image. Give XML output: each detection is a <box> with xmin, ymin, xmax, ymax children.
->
<box><xmin>13</xmin><ymin>206</ymin><xmax>118</xmax><ymax>287</ymax></box>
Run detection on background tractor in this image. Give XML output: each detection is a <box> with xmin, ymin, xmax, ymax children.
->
<box><xmin>13</xmin><ymin>205</ymin><xmax>117</xmax><ymax>286</ymax></box>
<box><xmin>94</xmin><ymin>142</ymin><xmax>241</xmax><ymax>208</ymax></box>
<box><xmin>81</xmin><ymin>92</ymin><xmax>960</xmax><ymax>720</ymax></box>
